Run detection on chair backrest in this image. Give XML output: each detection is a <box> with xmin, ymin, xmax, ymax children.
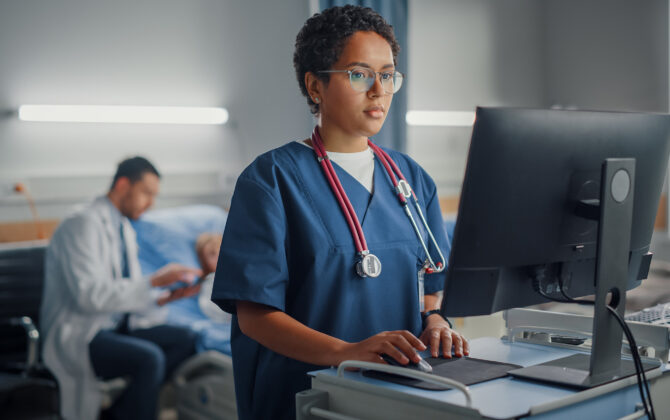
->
<box><xmin>0</xmin><ymin>243</ymin><xmax>47</xmax><ymax>366</ymax></box>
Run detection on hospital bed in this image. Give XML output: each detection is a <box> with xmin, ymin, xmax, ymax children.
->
<box><xmin>131</xmin><ymin>204</ymin><xmax>237</xmax><ymax>418</ymax></box>
<box><xmin>173</xmin><ymin>350</ymin><xmax>237</xmax><ymax>419</ymax></box>
<box><xmin>131</xmin><ymin>204</ymin><xmax>232</xmax><ymax>354</ymax></box>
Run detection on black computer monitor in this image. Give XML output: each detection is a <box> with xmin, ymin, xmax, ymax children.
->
<box><xmin>441</xmin><ymin>107</ymin><xmax>670</xmax><ymax>388</ymax></box>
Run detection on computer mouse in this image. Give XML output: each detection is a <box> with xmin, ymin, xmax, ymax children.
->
<box><xmin>380</xmin><ymin>353</ymin><xmax>433</xmax><ymax>373</ymax></box>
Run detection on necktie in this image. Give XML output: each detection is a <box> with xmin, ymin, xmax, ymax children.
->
<box><xmin>119</xmin><ymin>223</ymin><xmax>130</xmax><ymax>278</ymax></box>
<box><xmin>117</xmin><ymin>222</ymin><xmax>131</xmax><ymax>333</ymax></box>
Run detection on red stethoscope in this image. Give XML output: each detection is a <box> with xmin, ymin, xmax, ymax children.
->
<box><xmin>311</xmin><ymin>126</ymin><xmax>446</xmax><ymax>278</ymax></box>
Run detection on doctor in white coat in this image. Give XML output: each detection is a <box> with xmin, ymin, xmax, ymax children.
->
<box><xmin>40</xmin><ymin>156</ymin><xmax>202</xmax><ymax>420</ymax></box>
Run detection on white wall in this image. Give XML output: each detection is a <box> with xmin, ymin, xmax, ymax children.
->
<box><xmin>407</xmin><ymin>0</ymin><xmax>669</xmax><ymax>203</ymax></box>
<box><xmin>2</xmin><ymin>0</ymin><xmax>668</xmax><ymax>222</ymax></box>
<box><xmin>540</xmin><ymin>0</ymin><xmax>669</xmax><ymax>239</ymax></box>
<box><xmin>542</xmin><ymin>0</ymin><xmax>668</xmax><ymax>113</ymax></box>
<box><xmin>407</xmin><ymin>0</ymin><xmax>545</xmax><ymax>200</ymax></box>
<box><xmin>0</xmin><ymin>0</ymin><xmax>313</xmax><ymax>221</ymax></box>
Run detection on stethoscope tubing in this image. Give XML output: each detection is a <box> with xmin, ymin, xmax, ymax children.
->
<box><xmin>312</xmin><ymin>127</ymin><xmax>368</xmax><ymax>253</ymax></box>
<box><xmin>311</xmin><ymin>126</ymin><xmax>445</xmax><ymax>273</ymax></box>
<box><xmin>368</xmin><ymin>141</ymin><xmax>445</xmax><ymax>273</ymax></box>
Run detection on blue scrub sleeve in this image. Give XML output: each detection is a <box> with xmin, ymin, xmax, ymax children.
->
<box><xmin>211</xmin><ymin>176</ymin><xmax>289</xmax><ymax>314</ymax></box>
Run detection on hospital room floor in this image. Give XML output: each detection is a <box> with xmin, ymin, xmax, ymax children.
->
<box><xmin>159</xmin><ymin>408</ymin><xmax>177</xmax><ymax>420</ymax></box>
<box><xmin>158</xmin><ymin>385</ymin><xmax>178</xmax><ymax>420</ymax></box>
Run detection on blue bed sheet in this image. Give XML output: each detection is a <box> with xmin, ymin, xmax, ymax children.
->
<box><xmin>131</xmin><ymin>205</ymin><xmax>231</xmax><ymax>355</ymax></box>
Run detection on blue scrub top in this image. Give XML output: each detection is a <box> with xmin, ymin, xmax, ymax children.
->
<box><xmin>212</xmin><ymin>141</ymin><xmax>448</xmax><ymax>420</ymax></box>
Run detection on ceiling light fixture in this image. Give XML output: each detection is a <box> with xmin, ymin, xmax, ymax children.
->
<box><xmin>18</xmin><ymin>105</ymin><xmax>229</xmax><ymax>125</ymax></box>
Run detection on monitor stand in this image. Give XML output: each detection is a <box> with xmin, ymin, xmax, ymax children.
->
<box><xmin>509</xmin><ymin>158</ymin><xmax>661</xmax><ymax>389</ymax></box>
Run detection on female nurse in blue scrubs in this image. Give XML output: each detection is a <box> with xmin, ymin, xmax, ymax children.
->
<box><xmin>212</xmin><ymin>5</ymin><xmax>469</xmax><ymax>419</ymax></box>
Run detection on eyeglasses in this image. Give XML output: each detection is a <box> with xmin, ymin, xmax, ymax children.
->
<box><xmin>319</xmin><ymin>67</ymin><xmax>404</xmax><ymax>94</ymax></box>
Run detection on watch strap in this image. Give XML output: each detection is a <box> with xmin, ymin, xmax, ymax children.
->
<box><xmin>421</xmin><ymin>309</ymin><xmax>452</xmax><ymax>329</ymax></box>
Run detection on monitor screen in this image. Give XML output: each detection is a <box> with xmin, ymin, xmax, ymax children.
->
<box><xmin>442</xmin><ymin>107</ymin><xmax>670</xmax><ymax>317</ymax></box>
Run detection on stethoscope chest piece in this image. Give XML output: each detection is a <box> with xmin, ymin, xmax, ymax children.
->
<box><xmin>356</xmin><ymin>252</ymin><xmax>382</xmax><ymax>278</ymax></box>
<box><xmin>310</xmin><ymin>126</ymin><xmax>444</xmax><ymax>279</ymax></box>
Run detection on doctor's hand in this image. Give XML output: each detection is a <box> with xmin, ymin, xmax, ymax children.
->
<box><xmin>150</xmin><ymin>263</ymin><xmax>203</xmax><ymax>288</ymax></box>
<box><xmin>156</xmin><ymin>283</ymin><xmax>202</xmax><ymax>306</ymax></box>
<box><xmin>336</xmin><ymin>330</ymin><xmax>427</xmax><ymax>366</ymax></box>
<box><xmin>419</xmin><ymin>315</ymin><xmax>469</xmax><ymax>358</ymax></box>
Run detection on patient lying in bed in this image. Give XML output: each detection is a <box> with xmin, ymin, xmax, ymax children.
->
<box><xmin>131</xmin><ymin>205</ymin><xmax>232</xmax><ymax>355</ymax></box>
<box><xmin>194</xmin><ymin>233</ymin><xmax>231</xmax><ymax>324</ymax></box>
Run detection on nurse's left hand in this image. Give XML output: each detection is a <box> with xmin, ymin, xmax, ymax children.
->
<box><xmin>419</xmin><ymin>315</ymin><xmax>469</xmax><ymax>358</ymax></box>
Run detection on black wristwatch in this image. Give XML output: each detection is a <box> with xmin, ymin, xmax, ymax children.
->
<box><xmin>421</xmin><ymin>309</ymin><xmax>452</xmax><ymax>329</ymax></box>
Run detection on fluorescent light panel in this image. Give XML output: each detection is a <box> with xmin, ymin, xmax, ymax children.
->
<box><xmin>406</xmin><ymin>110</ymin><xmax>475</xmax><ymax>127</ymax></box>
<box><xmin>19</xmin><ymin>105</ymin><xmax>229</xmax><ymax>125</ymax></box>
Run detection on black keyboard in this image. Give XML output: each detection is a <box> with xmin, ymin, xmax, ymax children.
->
<box><xmin>625</xmin><ymin>302</ymin><xmax>670</xmax><ymax>325</ymax></box>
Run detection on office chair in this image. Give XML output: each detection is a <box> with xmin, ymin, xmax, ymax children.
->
<box><xmin>0</xmin><ymin>242</ymin><xmax>60</xmax><ymax>419</ymax></box>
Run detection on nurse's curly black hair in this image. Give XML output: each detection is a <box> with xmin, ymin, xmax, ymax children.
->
<box><xmin>294</xmin><ymin>5</ymin><xmax>400</xmax><ymax>115</ymax></box>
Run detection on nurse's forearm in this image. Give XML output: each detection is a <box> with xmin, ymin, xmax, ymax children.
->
<box><xmin>424</xmin><ymin>292</ymin><xmax>447</xmax><ymax>326</ymax></box>
<box><xmin>236</xmin><ymin>300</ymin><xmax>350</xmax><ymax>366</ymax></box>
<box><xmin>424</xmin><ymin>292</ymin><xmax>441</xmax><ymax>312</ymax></box>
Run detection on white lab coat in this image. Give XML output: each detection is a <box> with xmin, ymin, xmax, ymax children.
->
<box><xmin>40</xmin><ymin>197</ymin><xmax>158</xmax><ymax>420</ymax></box>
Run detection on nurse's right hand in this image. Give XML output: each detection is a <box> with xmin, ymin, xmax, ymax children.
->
<box><xmin>337</xmin><ymin>330</ymin><xmax>427</xmax><ymax>366</ymax></box>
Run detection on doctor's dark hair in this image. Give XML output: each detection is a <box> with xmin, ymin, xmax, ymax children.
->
<box><xmin>110</xmin><ymin>156</ymin><xmax>161</xmax><ymax>190</ymax></box>
<box><xmin>294</xmin><ymin>5</ymin><xmax>400</xmax><ymax>114</ymax></box>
